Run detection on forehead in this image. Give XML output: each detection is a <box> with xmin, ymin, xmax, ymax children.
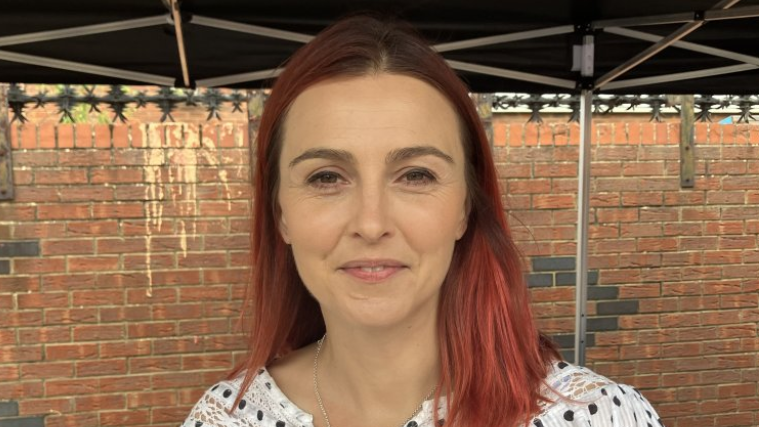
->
<box><xmin>280</xmin><ymin>74</ymin><xmax>464</xmax><ymax>160</ymax></box>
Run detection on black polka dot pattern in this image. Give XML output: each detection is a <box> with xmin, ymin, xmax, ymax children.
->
<box><xmin>182</xmin><ymin>362</ymin><xmax>665</xmax><ymax>427</ymax></box>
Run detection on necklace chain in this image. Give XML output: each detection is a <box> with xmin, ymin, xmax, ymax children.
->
<box><xmin>312</xmin><ymin>334</ymin><xmax>436</xmax><ymax>427</ymax></box>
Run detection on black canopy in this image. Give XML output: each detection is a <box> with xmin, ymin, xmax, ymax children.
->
<box><xmin>1</xmin><ymin>0</ymin><xmax>759</xmax><ymax>93</ymax></box>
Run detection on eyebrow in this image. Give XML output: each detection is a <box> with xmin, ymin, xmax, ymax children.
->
<box><xmin>288</xmin><ymin>145</ymin><xmax>454</xmax><ymax>168</ymax></box>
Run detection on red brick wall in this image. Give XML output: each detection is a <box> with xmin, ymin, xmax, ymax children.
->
<box><xmin>1</xmin><ymin>116</ymin><xmax>758</xmax><ymax>427</ymax></box>
<box><xmin>494</xmin><ymin>118</ymin><xmax>759</xmax><ymax>427</ymax></box>
<box><xmin>2</xmin><ymin>122</ymin><xmax>251</xmax><ymax>427</ymax></box>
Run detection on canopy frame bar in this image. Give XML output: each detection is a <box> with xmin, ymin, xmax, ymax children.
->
<box><xmin>0</xmin><ymin>15</ymin><xmax>169</xmax><ymax>47</ymax></box>
<box><xmin>434</xmin><ymin>25</ymin><xmax>574</xmax><ymax>52</ymax></box>
<box><xmin>591</xmin><ymin>1</ymin><xmax>754</xmax><ymax>28</ymax></box>
<box><xmin>606</xmin><ymin>27</ymin><xmax>759</xmax><ymax>67</ymax></box>
<box><xmin>446</xmin><ymin>60</ymin><xmax>576</xmax><ymax>89</ymax></box>
<box><xmin>596</xmin><ymin>22</ymin><xmax>705</xmax><ymax>88</ymax></box>
<box><xmin>595</xmin><ymin>0</ymin><xmax>741</xmax><ymax>88</ymax></box>
<box><xmin>192</xmin><ymin>15</ymin><xmax>314</xmax><ymax>43</ymax></box>
<box><xmin>0</xmin><ymin>49</ymin><xmax>176</xmax><ymax>86</ymax></box>
<box><xmin>170</xmin><ymin>0</ymin><xmax>191</xmax><ymax>87</ymax></box>
<box><xmin>604</xmin><ymin>63</ymin><xmax>758</xmax><ymax>90</ymax></box>
<box><xmin>196</xmin><ymin>68</ymin><xmax>282</xmax><ymax>87</ymax></box>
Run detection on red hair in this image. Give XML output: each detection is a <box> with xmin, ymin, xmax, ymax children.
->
<box><xmin>231</xmin><ymin>14</ymin><xmax>560</xmax><ymax>427</ymax></box>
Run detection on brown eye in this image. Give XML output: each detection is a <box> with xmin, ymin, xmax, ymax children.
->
<box><xmin>307</xmin><ymin>171</ymin><xmax>342</xmax><ymax>187</ymax></box>
<box><xmin>403</xmin><ymin>169</ymin><xmax>435</xmax><ymax>185</ymax></box>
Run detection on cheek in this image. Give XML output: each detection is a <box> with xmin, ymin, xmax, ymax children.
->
<box><xmin>283</xmin><ymin>200</ymin><xmax>346</xmax><ymax>255</ymax></box>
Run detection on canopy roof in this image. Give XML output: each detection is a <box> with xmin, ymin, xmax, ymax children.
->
<box><xmin>1</xmin><ymin>0</ymin><xmax>759</xmax><ymax>93</ymax></box>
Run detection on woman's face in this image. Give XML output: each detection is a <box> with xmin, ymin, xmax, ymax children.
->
<box><xmin>277</xmin><ymin>74</ymin><xmax>468</xmax><ymax>329</ymax></box>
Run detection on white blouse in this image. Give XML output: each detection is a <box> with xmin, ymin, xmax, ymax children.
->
<box><xmin>181</xmin><ymin>361</ymin><xmax>664</xmax><ymax>427</ymax></box>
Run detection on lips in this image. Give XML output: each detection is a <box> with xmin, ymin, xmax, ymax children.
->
<box><xmin>339</xmin><ymin>259</ymin><xmax>407</xmax><ymax>283</ymax></box>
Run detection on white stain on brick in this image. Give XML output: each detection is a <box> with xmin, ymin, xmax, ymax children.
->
<box><xmin>140</xmin><ymin>123</ymin><xmax>236</xmax><ymax>297</ymax></box>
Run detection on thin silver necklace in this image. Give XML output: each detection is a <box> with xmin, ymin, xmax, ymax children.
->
<box><xmin>312</xmin><ymin>334</ymin><xmax>436</xmax><ymax>427</ymax></box>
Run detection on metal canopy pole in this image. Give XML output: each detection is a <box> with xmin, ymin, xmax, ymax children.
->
<box><xmin>0</xmin><ymin>50</ymin><xmax>175</xmax><ymax>86</ymax></box>
<box><xmin>446</xmin><ymin>60</ymin><xmax>576</xmax><ymax>89</ymax></box>
<box><xmin>192</xmin><ymin>16</ymin><xmax>314</xmax><ymax>43</ymax></box>
<box><xmin>574</xmin><ymin>32</ymin><xmax>594</xmax><ymax>367</ymax></box>
<box><xmin>604</xmin><ymin>64</ymin><xmax>757</xmax><ymax>90</ymax></box>
<box><xmin>0</xmin><ymin>15</ymin><xmax>168</xmax><ymax>47</ymax></box>
<box><xmin>605</xmin><ymin>27</ymin><xmax>759</xmax><ymax>67</ymax></box>
<box><xmin>595</xmin><ymin>0</ymin><xmax>742</xmax><ymax>88</ymax></box>
<box><xmin>196</xmin><ymin>68</ymin><xmax>282</xmax><ymax>88</ymax></box>
<box><xmin>170</xmin><ymin>0</ymin><xmax>190</xmax><ymax>87</ymax></box>
<box><xmin>434</xmin><ymin>25</ymin><xmax>573</xmax><ymax>52</ymax></box>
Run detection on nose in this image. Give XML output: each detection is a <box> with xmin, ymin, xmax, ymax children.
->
<box><xmin>349</xmin><ymin>181</ymin><xmax>393</xmax><ymax>243</ymax></box>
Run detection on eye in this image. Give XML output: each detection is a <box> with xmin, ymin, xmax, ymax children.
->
<box><xmin>306</xmin><ymin>171</ymin><xmax>345</xmax><ymax>192</ymax></box>
<box><xmin>308</xmin><ymin>171</ymin><xmax>340</xmax><ymax>184</ymax></box>
<box><xmin>402</xmin><ymin>169</ymin><xmax>436</xmax><ymax>186</ymax></box>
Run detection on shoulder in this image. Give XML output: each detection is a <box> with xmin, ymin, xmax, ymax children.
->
<box><xmin>180</xmin><ymin>368</ymin><xmax>311</xmax><ymax>427</ymax></box>
<box><xmin>531</xmin><ymin>361</ymin><xmax>665</xmax><ymax>427</ymax></box>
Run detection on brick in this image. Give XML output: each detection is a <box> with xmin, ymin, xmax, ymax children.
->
<box><xmin>91</xmin><ymin>168</ymin><xmax>143</xmax><ymax>184</ymax></box>
<box><xmin>37</xmin><ymin>203</ymin><xmax>90</xmax><ymax>220</ymax></box>
<box><xmin>34</xmin><ymin>169</ymin><xmax>88</xmax><ymax>185</ymax></box>
<box><xmin>73</xmin><ymin>324</ymin><xmax>125</xmax><ymax>341</ymax></box>
<box><xmin>68</xmin><ymin>255</ymin><xmax>120</xmax><ymax>272</ymax></box>
<box><xmin>587</xmin><ymin>317</ymin><xmax>618</xmax><ymax>331</ymax></box>
<box><xmin>73</xmin><ymin>123</ymin><xmax>93</xmax><ymax>149</ymax></box>
<box><xmin>0</xmin><ymin>240</ymin><xmax>39</xmax><ymax>257</ymax></box>
<box><xmin>93</xmin><ymin>124</ymin><xmax>111</xmax><ymax>148</ymax></box>
<box><xmin>13</xmin><ymin>257</ymin><xmax>65</xmax><ymax>274</ymax></box>
<box><xmin>58</xmin><ymin>150</ymin><xmax>111</xmax><ymax>166</ymax></box>
<box><xmin>45</xmin><ymin>343</ymin><xmax>98</xmax><ymax>361</ymax></box>
<box><xmin>99</xmin><ymin>340</ymin><xmax>152</xmax><ymax>358</ymax></box>
<box><xmin>19</xmin><ymin>362</ymin><xmax>73</xmax><ymax>380</ymax></box>
<box><xmin>41</xmin><ymin>239</ymin><xmax>94</xmax><ymax>256</ymax></box>
<box><xmin>126</xmin><ymin>391</ymin><xmax>178</xmax><ymax>408</ymax></box>
<box><xmin>99</xmin><ymin>409</ymin><xmax>149</xmax><ymax>426</ymax></box>
<box><xmin>92</xmin><ymin>203</ymin><xmax>143</xmax><ymax>219</ymax></box>
<box><xmin>0</xmin><ymin>346</ymin><xmax>43</xmax><ymax>363</ymax></box>
<box><xmin>76</xmin><ymin>359</ymin><xmax>127</xmax><ymax>377</ymax></box>
<box><xmin>0</xmin><ymin>401</ymin><xmax>19</xmax><ymax>417</ymax></box>
<box><xmin>67</xmin><ymin>220</ymin><xmax>119</xmax><ymax>236</ymax></box>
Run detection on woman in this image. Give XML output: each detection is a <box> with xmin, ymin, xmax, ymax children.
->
<box><xmin>182</xmin><ymin>15</ymin><xmax>662</xmax><ymax>427</ymax></box>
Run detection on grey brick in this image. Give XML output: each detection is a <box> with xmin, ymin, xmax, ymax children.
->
<box><xmin>0</xmin><ymin>260</ymin><xmax>9</xmax><ymax>275</ymax></box>
<box><xmin>532</xmin><ymin>257</ymin><xmax>575</xmax><ymax>272</ymax></box>
<box><xmin>0</xmin><ymin>401</ymin><xmax>19</xmax><ymax>417</ymax></box>
<box><xmin>0</xmin><ymin>241</ymin><xmax>40</xmax><ymax>258</ymax></box>
<box><xmin>588</xmin><ymin>286</ymin><xmax>619</xmax><ymax>300</ymax></box>
<box><xmin>555</xmin><ymin>271</ymin><xmax>600</xmax><ymax>286</ymax></box>
<box><xmin>527</xmin><ymin>273</ymin><xmax>553</xmax><ymax>288</ymax></box>
<box><xmin>587</xmin><ymin>317</ymin><xmax>619</xmax><ymax>331</ymax></box>
<box><xmin>560</xmin><ymin>350</ymin><xmax>575</xmax><ymax>364</ymax></box>
<box><xmin>551</xmin><ymin>333</ymin><xmax>595</xmax><ymax>349</ymax></box>
<box><xmin>0</xmin><ymin>417</ymin><xmax>44</xmax><ymax>427</ymax></box>
<box><xmin>588</xmin><ymin>271</ymin><xmax>599</xmax><ymax>285</ymax></box>
<box><xmin>597</xmin><ymin>300</ymin><xmax>639</xmax><ymax>316</ymax></box>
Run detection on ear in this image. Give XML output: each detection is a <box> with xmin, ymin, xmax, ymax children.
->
<box><xmin>456</xmin><ymin>200</ymin><xmax>470</xmax><ymax>240</ymax></box>
<box><xmin>279</xmin><ymin>215</ymin><xmax>291</xmax><ymax>244</ymax></box>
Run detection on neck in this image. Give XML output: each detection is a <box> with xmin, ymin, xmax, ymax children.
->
<box><xmin>316</xmin><ymin>314</ymin><xmax>440</xmax><ymax>425</ymax></box>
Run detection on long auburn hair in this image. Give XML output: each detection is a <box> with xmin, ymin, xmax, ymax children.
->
<box><xmin>230</xmin><ymin>14</ymin><xmax>560</xmax><ymax>427</ymax></box>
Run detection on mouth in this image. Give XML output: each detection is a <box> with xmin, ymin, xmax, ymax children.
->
<box><xmin>339</xmin><ymin>260</ymin><xmax>408</xmax><ymax>283</ymax></box>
